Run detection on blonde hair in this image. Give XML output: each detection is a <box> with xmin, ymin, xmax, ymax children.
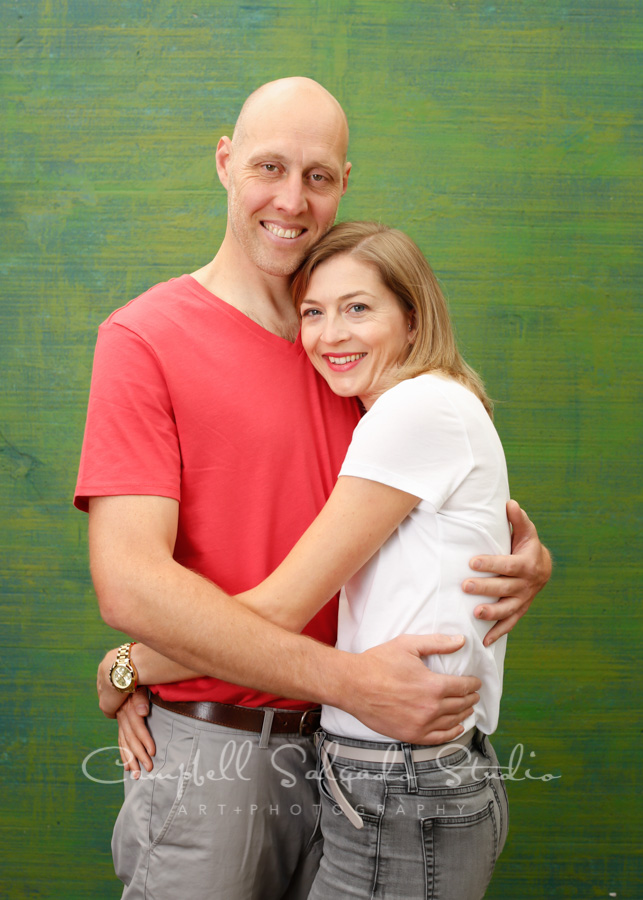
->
<box><xmin>292</xmin><ymin>221</ymin><xmax>493</xmax><ymax>416</ymax></box>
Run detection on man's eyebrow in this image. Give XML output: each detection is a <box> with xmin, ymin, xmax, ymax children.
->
<box><xmin>247</xmin><ymin>151</ymin><xmax>288</xmax><ymax>164</ymax></box>
<box><xmin>247</xmin><ymin>151</ymin><xmax>339</xmax><ymax>173</ymax></box>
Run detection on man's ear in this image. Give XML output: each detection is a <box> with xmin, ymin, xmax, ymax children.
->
<box><xmin>215</xmin><ymin>136</ymin><xmax>233</xmax><ymax>190</ymax></box>
<box><xmin>341</xmin><ymin>161</ymin><xmax>352</xmax><ymax>197</ymax></box>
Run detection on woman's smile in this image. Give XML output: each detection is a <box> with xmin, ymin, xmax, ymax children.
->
<box><xmin>323</xmin><ymin>352</ymin><xmax>368</xmax><ymax>370</ymax></box>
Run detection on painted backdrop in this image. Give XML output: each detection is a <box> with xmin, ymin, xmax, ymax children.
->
<box><xmin>1</xmin><ymin>1</ymin><xmax>640</xmax><ymax>897</ymax></box>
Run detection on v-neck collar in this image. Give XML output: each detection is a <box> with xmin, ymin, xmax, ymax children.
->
<box><xmin>182</xmin><ymin>274</ymin><xmax>302</xmax><ymax>352</ymax></box>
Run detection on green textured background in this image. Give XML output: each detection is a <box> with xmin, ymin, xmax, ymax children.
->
<box><xmin>1</xmin><ymin>1</ymin><xmax>641</xmax><ymax>897</ymax></box>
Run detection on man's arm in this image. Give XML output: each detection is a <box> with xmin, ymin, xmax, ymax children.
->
<box><xmin>464</xmin><ymin>500</ymin><xmax>552</xmax><ymax>646</ymax></box>
<box><xmin>90</xmin><ymin>494</ymin><xmax>480</xmax><ymax>745</ymax></box>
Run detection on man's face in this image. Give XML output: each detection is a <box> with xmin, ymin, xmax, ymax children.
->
<box><xmin>219</xmin><ymin>100</ymin><xmax>351</xmax><ymax>278</ymax></box>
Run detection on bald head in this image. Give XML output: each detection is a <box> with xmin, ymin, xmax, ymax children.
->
<box><xmin>215</xmin><ymin>77</ymin><xmax>352</xmax><ymax>279</ymax></box>
<box><xmin>233</xmin><ymin>77</ymin><xmax>349</xmax><ymax>161</ymax></box>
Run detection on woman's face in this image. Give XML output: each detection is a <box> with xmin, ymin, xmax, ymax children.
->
<box><xmin>299</xmin><ymin>254</ymin><xmax>415</xmax><ymax>409</ymax></box>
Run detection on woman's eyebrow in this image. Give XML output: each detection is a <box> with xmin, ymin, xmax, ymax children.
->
<box><xmin>301</xmin><ymin>290</ymin><xmax>374</xmax><ymax>304</ymax></box>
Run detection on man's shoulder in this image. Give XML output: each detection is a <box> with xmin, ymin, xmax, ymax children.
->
<box><xmin>102</xmin><ymin>274</ymin><xmax>193</xmax><ymax>332</ymax></box>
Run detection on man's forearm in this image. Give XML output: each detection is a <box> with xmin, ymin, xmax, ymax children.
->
<box><xmin>89</xmin><ymin>494</ymin><xmax>341</xmax><ymax>702</ymax></box>
<box><xmin>95</xmin><ymin>553</ymin><xmax>344</xmax><ymax>704</ymax></box>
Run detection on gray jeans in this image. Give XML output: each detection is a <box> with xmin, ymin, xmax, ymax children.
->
<box><xmin>112</xmin><ymin>702</ymin><xmax>323</xmax><ymax>899</ymax></box>
<box><xmin>309</xmin><ymin>729</ymin><xmax>508</xmax><ymax>900</ymax></box>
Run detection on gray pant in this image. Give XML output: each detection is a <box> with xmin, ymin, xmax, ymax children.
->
<box><xmin>309</xmin><ymin>729</ymin><xmax>509</xmax><ymax>900</ymax></box>
<box><xmin>112</xmin><ymin>702</ymin><xmax>323</xmax><ymax>899</ymax></box>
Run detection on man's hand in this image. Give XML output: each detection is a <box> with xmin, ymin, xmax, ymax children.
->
<box><xmin>116</xmin><ymin>688</ymin><xmax>156</xmax><ymax>777</ymax></box>
<box><xmin>464</xmin><ymin>500</ymin><xmax>552</xmax><ymax>647</ymax></box>
<box><xmin>341</xmin><ymin>634</ymin><xmax>481</xmax><ymax>745</ymax></box>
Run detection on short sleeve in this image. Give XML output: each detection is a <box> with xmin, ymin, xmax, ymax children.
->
<box><xmin>74</xmin><ymin>321</ymin><xmax>181</xmax><ymax>511</ymax></box>
<box><xmin>338</xmin><ymin>376</ymin><xmax>474</xmax><ymax>511</ymax></box>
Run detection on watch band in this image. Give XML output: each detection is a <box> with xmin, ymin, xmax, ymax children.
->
<box><xmin>109</xmin><ymin>641</ymin><xmax>139</xmax><ymax>693</ymax></box>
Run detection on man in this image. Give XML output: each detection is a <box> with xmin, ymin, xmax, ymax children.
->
<box><xmin>76</xmin><ymin>78</ymin><xmax>550</xmax><ymax>899</ymax></box>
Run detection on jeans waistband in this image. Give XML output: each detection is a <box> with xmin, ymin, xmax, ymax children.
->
<box><xmin>319</xmin><ymin>728</ymin><xmax>478</xmax><ymax>829</ymax></box>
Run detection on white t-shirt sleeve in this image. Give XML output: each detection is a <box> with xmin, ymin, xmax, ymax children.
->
<box><xmin>339</xmin><ymin>375</ymin><xmax>475</xmax><ymax>511</ymax></box>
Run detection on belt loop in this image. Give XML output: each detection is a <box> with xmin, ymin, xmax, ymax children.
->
<box><xmin>299</xmin><ymin>707</ymin><xmax>320</xmax><ymax>736</ymax></box>
<box><xmin>402</xmin><ymin>744</ymin><xmax>418</xmax><ymax>793</ymax></box>
<box><xmin>258</xmin><ymin>708</ymin><xmax>274</xmax><ymax>749</ymax></box>
<box><xmin>314</xmin><ymin>730</ymin><xmax>327</xmax><ymax>799</ymax></box>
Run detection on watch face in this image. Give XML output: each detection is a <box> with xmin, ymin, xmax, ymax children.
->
<box><xmin>112</xmin><ymin>665</ymin><xmax>133</xmax><ymax>690</ymax></box>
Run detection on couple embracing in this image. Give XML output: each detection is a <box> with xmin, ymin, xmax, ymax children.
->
<box><xmin>77</xmin><ymin>77</ymin><xmax>551</xmax><ymax>899</ymax></box>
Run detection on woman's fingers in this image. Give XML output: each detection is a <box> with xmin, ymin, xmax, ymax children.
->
<box><xmin>116</xmin><ymin>696</ymin><xmax>156</xmax><ymax>776</ymax></box>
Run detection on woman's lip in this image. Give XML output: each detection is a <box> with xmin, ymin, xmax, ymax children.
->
<box><xmin>322</xmin><ymin>353</ymin><xmax>366</xmax><ymax>371</ymax></box>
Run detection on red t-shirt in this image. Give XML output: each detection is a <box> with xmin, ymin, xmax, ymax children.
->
<box><xmin>75</xmin><ymin>275</ymin><xmax>360</xmax><ymax>708</ymax></box>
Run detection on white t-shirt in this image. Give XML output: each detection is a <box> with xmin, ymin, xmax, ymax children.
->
<box><xmin>321</xmin><ymin>373</ymin><xmax>511</xmax><ymax>742</ymax></box>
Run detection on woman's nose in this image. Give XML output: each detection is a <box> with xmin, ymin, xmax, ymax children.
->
<box><xmin>321</xmin><ymin>314</ymin><xmax>349</xmax><ymax>344</ymax></box>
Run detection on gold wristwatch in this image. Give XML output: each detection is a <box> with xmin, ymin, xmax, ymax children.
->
<box><xmin>109</xmin><ymin>642</ymin><xmax>139</xmax><ymax>693</ymax></box>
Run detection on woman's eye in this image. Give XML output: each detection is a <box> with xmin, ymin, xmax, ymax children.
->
<box><xmin>301</xmin><ymin>308</ymin><xmax>321</xmax><ymax>318</ymax></box>
<box><xmin>349</xmin><ymin>304</ymin><xmax>367</xmax><ymax>314</ymax></box>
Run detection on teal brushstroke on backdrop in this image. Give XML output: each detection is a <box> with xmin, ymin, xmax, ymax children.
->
<box><xmin>1</xmin><ymin>1</ymin><xmax>641</xmax><ymax>896</ymax></box>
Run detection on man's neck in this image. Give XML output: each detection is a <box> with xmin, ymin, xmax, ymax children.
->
<box><xmin>191</xmin><ymin>239</ymin><xmax>300</xmax><ymax>342</ymax></box>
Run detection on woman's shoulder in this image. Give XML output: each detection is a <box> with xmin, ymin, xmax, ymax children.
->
<box><xmin>374</xmin><ymin>372</ymin><xmax>477</xmax><ymax>411</ymax></box>
<box><xmin>360</xmin><ymin>374</ymin><xmax>464</xmax><ymax>440</ymax></box>
<box><xmin>367</xmin><ymin>374</ymin><xmax>493</xmax><ymax>445</ymax></box>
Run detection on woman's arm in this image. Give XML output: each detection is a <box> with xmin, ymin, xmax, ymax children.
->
<box><xmin>97</xmin><ymin>643</ymin><xmax>203</xmax><ymax>718</ymax></box>
<box><xmin>97</xmin><ymin>475</ymin><xmax>413</xmax><ymax>720</ymax></box>
<box><xmin>103</xmin><ymin>477</ymin><xmax>418</xmax><ymax>775</ymax></box>
<box><xmin>95</xmin><ymin>469</ymin><xmax>408</xmax><ymax>719</ymax></box>
<box><xmin>99</xmin><ymin>474</ymin><xmax>417</xmax><ymax>720</ymax></box>
<box><xmin>236</xmin><ymin>475</ymin><xmax>419</xmax><ymax>629</ymax></box>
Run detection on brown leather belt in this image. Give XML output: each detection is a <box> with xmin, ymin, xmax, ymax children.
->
<box><xmin>150</xmin><ymin>693</ymin><xmax>321</xmax><ymax>736</ymax></box>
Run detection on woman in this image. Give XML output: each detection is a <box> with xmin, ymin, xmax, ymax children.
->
<box><xmin>100</xmin><ymin>222</ymin><xmax>510</xmax><ymax>899</ymax></box>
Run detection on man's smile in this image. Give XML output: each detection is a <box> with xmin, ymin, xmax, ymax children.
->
<box><xmin>262</xmin><ymin>222</ymin><xmax>305</xmax><ymax>239</ymax></box>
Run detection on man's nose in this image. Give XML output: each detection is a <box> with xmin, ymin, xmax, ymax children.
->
<box><xmin>274</xmin><ymin>172</ymin><xmax>307</xmax><ymax>216</ymax></box>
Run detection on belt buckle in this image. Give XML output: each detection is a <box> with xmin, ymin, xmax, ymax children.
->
<box><xmin>298</xmin><ymin>707</ymin><xmax>321</xmax><ymax>736</ymax></box>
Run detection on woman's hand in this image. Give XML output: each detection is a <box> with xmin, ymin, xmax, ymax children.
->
<box><xmin>116</xmin><ymin>688</ymin><xmax>156</xmax><ymax>776</ymax></box>
<box><xmin>97</xmin><ymin>642</ymin><xmax>202</xmax><ymax>774</ymax></box>
<box><xmin>97</xmin><ymin>648</ymin><xmax>130</xmax><ymax>719</ymax></box>
<box><xmin>464</xmin><ymin>500</ymin><xmax>552</xmax><ymax>646</ymax></box>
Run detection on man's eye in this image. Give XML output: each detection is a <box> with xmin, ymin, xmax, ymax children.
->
<box><xmin>310</xmin><ymin>173</ymin><xmax>327</xmax><ymax>183</ymax></box>
<box><xmin>262</xmin><ymin>164</ymin><xmax>279</xmax><ymax>173</ymax></box>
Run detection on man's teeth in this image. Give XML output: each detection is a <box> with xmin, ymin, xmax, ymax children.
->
<box><xmin>328</xmin><ymin>354</ymin><xmax>366</xmax><ymax>364</ymax></box>
<box><xmin>263</xmin><ymin>223</ymin><xmax>303</xmax><ymax>239</ymax></box>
